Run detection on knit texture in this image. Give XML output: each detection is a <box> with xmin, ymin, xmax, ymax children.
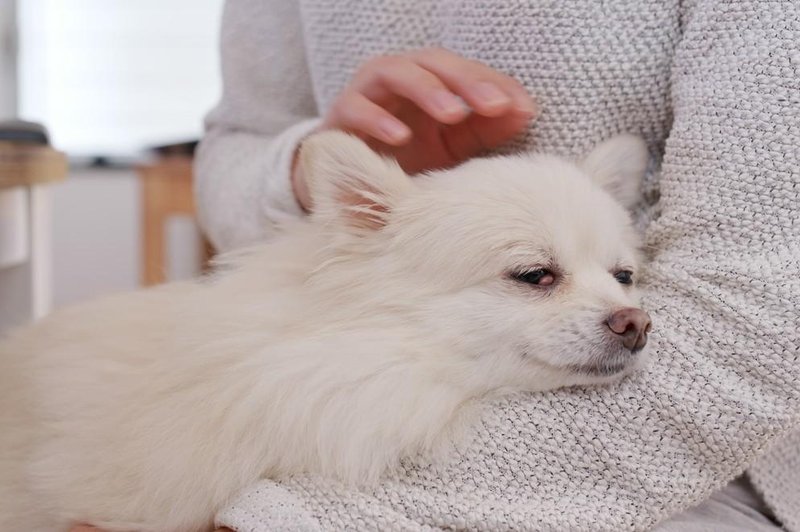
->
<box><xmin>197</xmin><ymin>0</ymin><xmax>800</xmax><ymax>530</ymax></box>
<box><xmin>750</xmin><ymin>428</ymin><xmax>800</xmax><ymax>531</ymax></box>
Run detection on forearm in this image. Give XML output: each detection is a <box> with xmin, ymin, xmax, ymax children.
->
<box><xmin>194</xmin><ymin>119</ymin><xmax>319</xmax><ymax>252</ymax></box>
<box><xmin>195</xmin><ymin>0</ymin><xmax>318</xmax><ymax>251</ymax></box>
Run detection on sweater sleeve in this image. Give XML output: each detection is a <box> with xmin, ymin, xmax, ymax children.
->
<box><xmin>194</xmin><ymin>0</ymin><xmax>321</xmax><ymax>252</ymax></box>
<box><xmin>216</xmin><ymin>1</ymin><xmax>800</xmax><ymax>531</ymax></box>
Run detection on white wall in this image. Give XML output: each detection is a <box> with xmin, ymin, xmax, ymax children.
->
<box><xmin>17</xmin><ymin>0</ymin><xmax>224</xmax><ymax>157</ymax></box>
<box><xmin>0</xmin><ymin>0</ymin><xmax>29</xmax><ymax>334</ymax></box>
<box><xmin>50</xmin><ymin>167</ymin><xmax>201</xmax><ymax>309</ymax></box>
<box><xmin>0</xmin><ymin>187</ymin><xmax>35</xmax><ymax>330</ymax></box>
<box><xmin>1</xmin><ymin>2</ymin><xmax>219</xmax><ymax>331</ymax></box>
<box><xmin>0</xmin><ymin>0</ymin><xmax>16</xmax><ymax>117</ymax></box>
<box><xmin>50</xmin><ymin>168</ymin><xmax>140</xmax><ymax>306</ymax></box>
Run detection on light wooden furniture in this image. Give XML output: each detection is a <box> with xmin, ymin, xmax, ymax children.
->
<box><xmin>138</xmin><ymin>156</ymin><xmax>212</xmax><ymax>286</ymax></box>
<box><xmin>0</xmin><ymin>140</ymin><xmax>68</xmax><ymax>332</ymax></box>
<box><xmin>0</xmin><ymin>141</ymin><xmax>68</xmax><ymax>188</ymax></box>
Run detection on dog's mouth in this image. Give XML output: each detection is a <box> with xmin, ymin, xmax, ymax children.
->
<box><xmin>569</xmin><ymin>361</ymin><xmax>629</xmax><ymax>377</ymax></box>
<box><xmin>564</xmin><ymin>336</ymin><xmax>645</xmax><ymax>378</ymax></box>
<box><xmin>523</xmin><ymin>339</ymin><xmax>644</xmax><ymax>380</ymax></box>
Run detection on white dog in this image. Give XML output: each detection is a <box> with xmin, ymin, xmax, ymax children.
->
<box><xmin>0</xmin><ymin>131</ymin><xmax>651</xmax><ymax>531</ymax></box>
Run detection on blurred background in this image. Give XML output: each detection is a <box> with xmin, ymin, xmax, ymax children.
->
<box><xmin>0</xmin><ymin>0</ymin><xmax>225</xmax><ymax>332</ymax></box>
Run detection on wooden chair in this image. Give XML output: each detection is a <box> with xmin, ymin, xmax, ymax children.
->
<box><xmin>0</xmin><ymin>122</ymin><xmax>68</xmax><ymax>330</ymax></box>
<box><xmin>137</xmin><ymin>155</ymin><xmax>212</xmax><ymax>286</ymax></box>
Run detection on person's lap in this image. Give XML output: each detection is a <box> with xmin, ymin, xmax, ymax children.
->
<box><xmin>73</xmin><ymin>476</ymin><xmax>781</xmax><ymax>531</ymax></box>
<box><xmin>653</xmin><ymin>475</ymin><xmax>783</xmax><ymax>532</ymax></box>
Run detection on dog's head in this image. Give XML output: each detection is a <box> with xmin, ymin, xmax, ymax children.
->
<box><xmin>299</xmin><ymin>131</ymin><xmax>651</xmax><ymax>391</ymax></box>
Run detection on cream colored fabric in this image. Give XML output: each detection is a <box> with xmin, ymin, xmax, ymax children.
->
<box><xmin>653</xmin><ymin>476</ymin><xmax>781</xmax><ymax>532</ymax></box>
<box><xmin>196</xmin><ymin>1</ymin><xmax>800</xmax><ymax>530</ymax></box>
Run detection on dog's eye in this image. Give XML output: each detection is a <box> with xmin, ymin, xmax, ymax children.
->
<box><xmin>614</xmin><ymin>270</ymin><xmax>634</xmax><ymax>285</ymax></box>
<box><xmin>512</xmin><ymin>268</ymin><xmax>556</xmax><ymax>287</ymax></box>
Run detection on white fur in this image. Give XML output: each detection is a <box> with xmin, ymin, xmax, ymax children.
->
<box><xmin>0</xmin><ymin>132</ymin><xmax>649</xmax><ymax>531</ymax></box>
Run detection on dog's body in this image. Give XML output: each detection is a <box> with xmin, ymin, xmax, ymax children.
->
<box><xmin>0</xmin><ymin>132</ymin><xmax>651</xmax><ymax>531</ymax></box>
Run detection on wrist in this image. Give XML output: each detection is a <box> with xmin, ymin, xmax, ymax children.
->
<box><xmin>290</xmin><ymin>147</ymin><xmax>312</xmax><ymax>213</ymax></box>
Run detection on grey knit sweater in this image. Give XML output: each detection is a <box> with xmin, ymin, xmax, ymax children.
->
<box><xmin>195</xmin><ymin>1</ymin><xmax>800</xmax><ymax>530</ymax></box>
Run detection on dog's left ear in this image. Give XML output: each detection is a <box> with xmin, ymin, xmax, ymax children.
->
<box><xmin>299</xmin><ymin>131</ymin><xmax>413</xmax><ymax>231</ymax></box>
<box><xmin>581</xmin><ymin>134</ymin><xmax>649</xmax><ymax>209</ymax></box>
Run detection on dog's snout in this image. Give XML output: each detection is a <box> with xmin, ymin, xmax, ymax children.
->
<box><xmin>606</xmin><ymin>307</ymin><xmax>652</xmax><ymax>352</ymax></box>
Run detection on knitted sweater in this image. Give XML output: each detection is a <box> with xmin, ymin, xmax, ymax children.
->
<box><xmin>195</xmin><ymin>1</ymin><xmax>800</xmax><ymax>530</ymax></box>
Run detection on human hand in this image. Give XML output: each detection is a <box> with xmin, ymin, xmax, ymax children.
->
<box><xmin>292</xmin><ymin>47</ymin><xmax>536</xmax><ymax>210</ymax></box>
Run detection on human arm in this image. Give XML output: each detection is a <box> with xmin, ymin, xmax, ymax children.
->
<box><xmin>197</xmin><ymin>0</ymin><xmax>536</xmax><ymax>251</ymax></box>
<box><xmin>216</xmin><ymin>1</ymin><xmax>800</xmax><ymax>529</ymax></box>
<box><xmin>194</xmin><ymin>0</ymin><xmax>319</xmax><ymax>252</ymax></box>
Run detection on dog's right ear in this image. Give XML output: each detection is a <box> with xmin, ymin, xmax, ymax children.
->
<box><xmin>581</xmin><ymin>134</ymin><xmax>649</xmax><ymax>210</ymax></box>
<box><xmin>299</xmin><ymin>131</ymin><xmax>413</xmax><ymax>231</ymax></box>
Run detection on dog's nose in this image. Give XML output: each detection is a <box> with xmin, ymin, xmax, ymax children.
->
<box><xmin>606</xmin><ymin>307</ymin><xmax>652</xmax><ymax>352</ymax></box>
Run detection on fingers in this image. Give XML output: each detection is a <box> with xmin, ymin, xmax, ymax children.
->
<box><xmin>413</xmin><ymin>48</ymin><xmax>536</xmax><ymax>118</ymax></box>
<box><xmin>442</xmin><ymin>112</ymin><xmax>532</xmax><ymax>162</ymax></box>
<box><xmin>324</xmin><ymin>47</ymin><xmax>536</xmax><ymax>151</ymax></box>
<box><xmin>353</xmin><ymin>56</ymin><xmax>470</xmax><ymax>125</ymax></box>
<box><xmin>352</xmin><ymin>49</ymin><xmax>535</xmax><ymax>121</ymax></box>
<box><xmin>325</xmin><ymin>90</ymin><xmax>412</xmax><ymax>145</ymax></box>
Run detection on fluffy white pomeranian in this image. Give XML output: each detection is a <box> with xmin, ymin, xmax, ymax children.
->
<box><xmin>0</xmin><ymin>131</ymin><xmax>652</xmax><ymax>531</ymax></box>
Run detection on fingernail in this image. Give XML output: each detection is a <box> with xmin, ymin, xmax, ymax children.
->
<box><xmin>472</xmin><ymin>82</ymin><xmax>511</xmax><ymax>107</ymax></box>
<box><xmin>430</xmin><ymin>90</ymin><xmax>467</xmax><ymax>118</ymax></box>
<box><xmin>378</xmin><ymin>117</ymin><xmax>410</xmax><ymax>143</ymax></box>
<box><xmin>515</xmin><ymin>99</ymin><xmax>537</xmax><ymax>115</ymax></box>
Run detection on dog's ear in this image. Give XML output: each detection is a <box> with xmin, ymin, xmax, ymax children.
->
<box><xmin>581</xmin><ymin>134</ymin><xmax>649</xmax><ymax>209</ymax></box>
<box><xmin>299</xmin><ymin>131</ymin><xmax>412</xmax><ymax>231</ymax></box>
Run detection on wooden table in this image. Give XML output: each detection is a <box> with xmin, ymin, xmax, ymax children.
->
<box><xmin>137</xmin><ymin>156</ymin><xmax>212</xmax><ymax>286</ymax></box>
<box><xmin>0</xmin><ymin>141</ymin><xmax>68</xmax><ymax>331</ymax></box>
<box><xmin>0</xmin><ymin>141</ymin><xmax>68</xmax><ymax>188</ymax></box>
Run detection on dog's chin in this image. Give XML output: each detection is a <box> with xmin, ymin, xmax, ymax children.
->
<box><xmin>570</xmin><ymin>361</ymin><xmax>629</xmax><ymax>377</ymax></box>
<box><xmin>567</xmin><ymin>346</ymin><xmax>649</xmax><ymax>381</ymax></box>
<box><xmin>515</xmin><ymin>344</ymin><xmax>649</xmax><ymax>389</ymax></box>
